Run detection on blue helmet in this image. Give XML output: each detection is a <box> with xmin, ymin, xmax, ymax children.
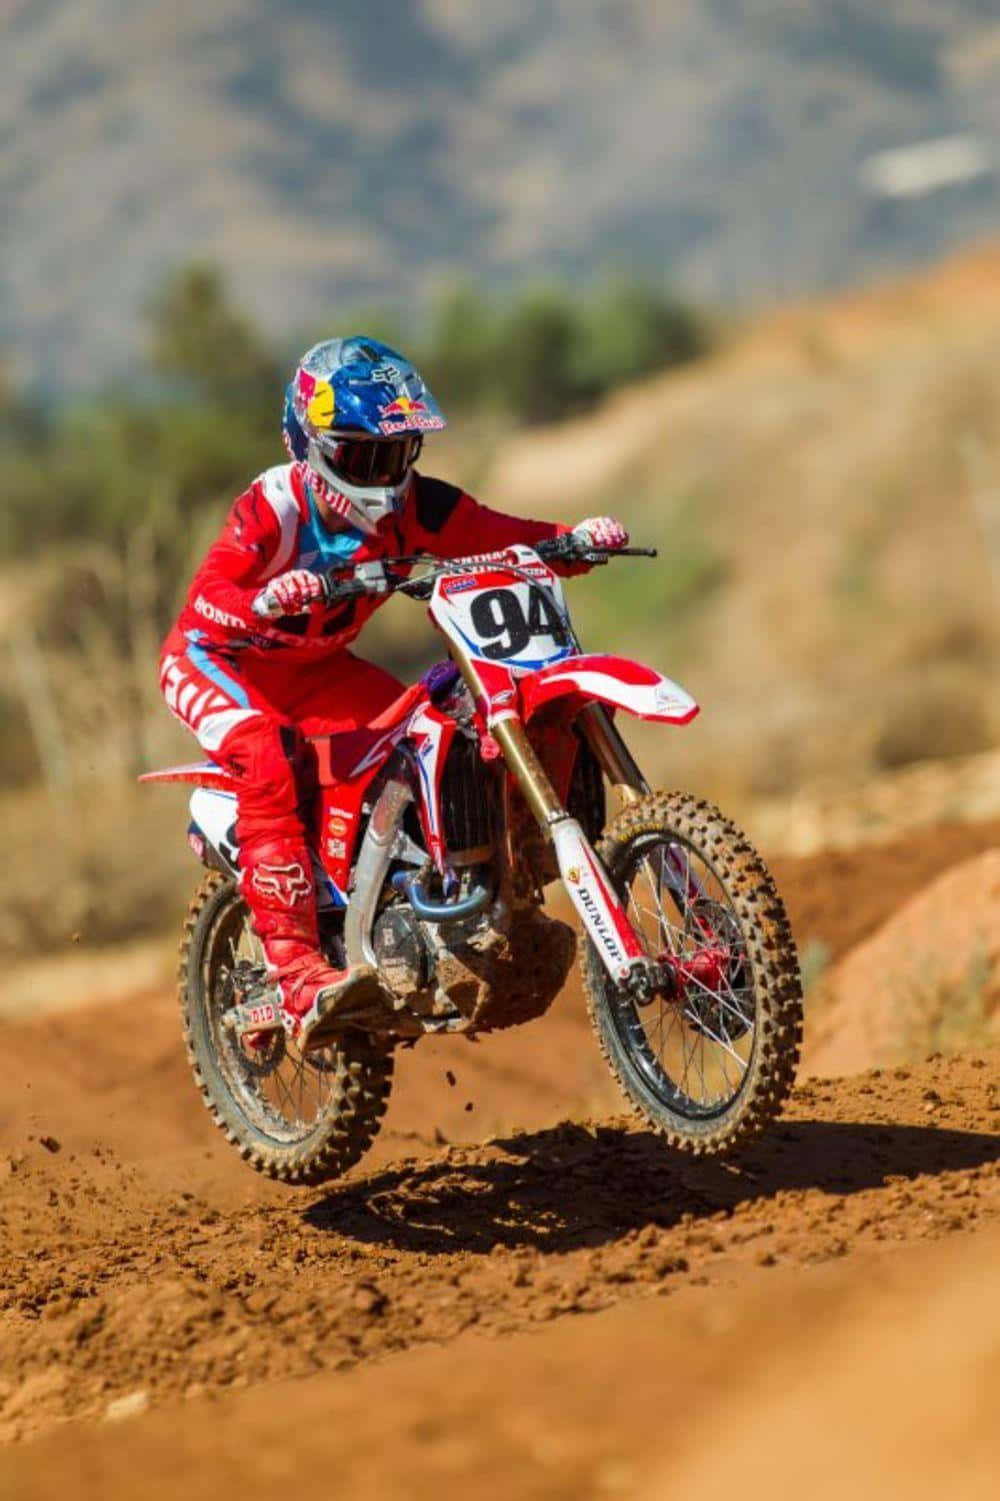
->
<box><xmin>283</xmin><ymin>336</ymin><xmax>446</xmax><ymax>533</ymax></box>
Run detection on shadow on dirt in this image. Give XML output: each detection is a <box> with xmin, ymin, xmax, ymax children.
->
<box><xmin>303</xmin><ymin>1117</ymin><xmax>1000</xmax><ymax>1256</ymax></box>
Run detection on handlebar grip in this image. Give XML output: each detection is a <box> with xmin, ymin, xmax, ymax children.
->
<box><xmin>321</xmin><ymin>560</ymin><xmax>390</xmax><ymax>602</ymax></box>
<box><xmin>251</xmin><ymin>590</ymin><xmax>284</xmax><ymax>619</ymax></box>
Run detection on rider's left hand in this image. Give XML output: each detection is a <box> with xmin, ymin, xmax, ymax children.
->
<box><xmin>572</xmin><ymin>516</ymin><xmax>629</xmax><ymax>552</ymax></box>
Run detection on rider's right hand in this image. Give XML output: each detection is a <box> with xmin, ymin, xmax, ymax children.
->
<box><xmin>252</xmin><ymin>569</ymin><xmax>325</xmax><ymax>618</ymax></box>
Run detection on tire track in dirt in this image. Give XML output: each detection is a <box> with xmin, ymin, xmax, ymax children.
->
<box><xmin>1</xmin><ymin>1054</ymin><xmax>997</xmax><ymax>1443</ymax></box>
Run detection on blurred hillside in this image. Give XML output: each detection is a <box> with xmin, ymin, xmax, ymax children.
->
<box><xmin>2</xmin><ymin>242</ymin><xmax>1000</xmax><ymax>958</ymax></box>
<box><xmin>5</xmin><ymin>1</ymin><xmax>1000</xmax><ymax>384</ymax></box>
<box><xmin>485</xmin><ymin>243</ymin><xmax>1000</xmax><ymax>806</ymax></box>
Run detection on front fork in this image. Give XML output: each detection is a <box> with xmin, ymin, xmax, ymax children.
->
<box><xmin>579</xmin><ymin>703</ymin><xmax>708</xmax><ymax>914</ymax></box>
<box><xmin>491</xmin><ymin>714</ymin><xmax>656</xmax><ymax>990</ymax></box>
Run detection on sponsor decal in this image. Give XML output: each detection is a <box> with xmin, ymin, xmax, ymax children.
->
<box><xmin>379</xmin><ymin>395</ymin><xmax>427</xmax><ymax>418</ymax></box>
<box><xmin>306</xmin><ymin>378</ymin><xmax>336</xmax><ymax>429</ymax></box>
<box><xmin>370</xmin><ymin>361</ymin><xmax>403</xmax><ymax>385</ymax></box>
<box><xmin>194</xmin><ymin>594</ymin><xmax>244</xmax><ymax>630</ymax></box>
<box><xmin>576</xmin><ymin>883</ymin><xmax>626</xmax><ymax>966</ymax></box>
<box><xmin>379</xmin><ymin>413</ymin><xmax>446</xmax><ymax>435</ymax></box>
<box><xmin>328</xmin><ymin>814</ymin><xmax>349</xmax><ymax>837</ymax></box>
<box><xmin>443</xmin><ymin>576</ymin><xmax>478</xmax><ymax>595</ymax></box>
<box><xmin>453</xmin><ymin>548</ymin><xmax>520</xmax><ymax>569</ymax></box>
<box><xmin>655</xmin><ymin>683</ymin><xmax>679</xmax><ymax>708</ymax></box>
<box><xmin>567</xmin><ymin>866</ymin><xmax>581</xmax><ymax>884</ymax></box>
<box><xmin>326</xmin><ymin>837</ymin><xmax>348</xmax><ymax>861</ymax></box>
<box><xmin>251</xmin><ymin>862</ymin><xmax>312</xmax><ymax>908</ymax></box>
<box><xmin>247</xmin><ymin>1002</ymin><xmax>280</xmax><ymax>1029</ymax></box>
<box><xmin>491</xmin><ymin>687</ymin><xmax>515</xmax><ymax>705</ymax></box>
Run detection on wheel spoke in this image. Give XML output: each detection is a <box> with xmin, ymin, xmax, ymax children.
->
<box><xmin>204</xmin><ymin>897</ymin><xmax>344</xmax><ymax>1141</ymax></box>
<box><xmin>607</xmin><ymin>829</ymin><xmax>760</xmax><ymax>1114</ymax></box>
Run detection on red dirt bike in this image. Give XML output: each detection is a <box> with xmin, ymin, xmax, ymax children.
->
<box><xmin>144</xmin><ymin>537</ymin><xmax>802</xmax><ymax>1184</ymax></box>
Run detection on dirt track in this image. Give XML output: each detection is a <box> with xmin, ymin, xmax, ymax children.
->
<box><xmin>1</xmin><ymin>824</ymin><xmax>999</xmax><ymax>1494</ymax></box>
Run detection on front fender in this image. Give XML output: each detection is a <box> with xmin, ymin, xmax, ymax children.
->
<box><xmin>520</xmin><ymin>653</ymin><xmax>699</xmax><ymax>724</ymax></box>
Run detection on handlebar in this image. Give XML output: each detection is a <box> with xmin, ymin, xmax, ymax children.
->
<box><xmin>534</xmin><ymin>535</ymin><xmax>658</xmax><ymax>565</ymax></box>
<box><xmin>255</xmin><ymin>538</ymin><xmax>657</xmax><ymax>617</ymax></box>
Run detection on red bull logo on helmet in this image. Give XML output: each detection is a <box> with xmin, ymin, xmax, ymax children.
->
<box><xmin>380</xmin><ymin>395</ymin><xmax>427</xmax><ymax>418</ymax></box>
<box><xmin>378</xmin><ymin>393</ymin><xmax>446</xmax><ymax>436</ymax></box>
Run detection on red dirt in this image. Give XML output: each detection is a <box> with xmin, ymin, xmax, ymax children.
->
<box><xmin>770</xmin><ymin>816</ymin><xmax>1000</xmax><ymax>963</ymax></box>
<box><xmin>0</xmin><ymin>821</ymin><xmax>998</xmax><ymax>1494</ymax></box>
<box><xmin>3</xmin><ymin>1222</ymin><xmax>999</xmax><ymax>1501</ymax></box>
<box><xmin>805</xmin><ymin>848</ymin><xmax>1000</xmax><ymax>1076</ymax></box>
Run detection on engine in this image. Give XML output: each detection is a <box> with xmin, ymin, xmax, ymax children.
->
<box><xmin>371</xmin><ymin>725</ymin><xmax>580</xmax><ymax>1030</ymax></box>
<box><xmin>372</xmin><ymin>903</ymin><xmax>429</xmax><ymax>1000</ymax></box>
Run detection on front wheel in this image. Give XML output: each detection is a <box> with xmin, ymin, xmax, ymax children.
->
<box><xmin>178</xmin><ymin>872</ymin><xmax>394</xmax><ymax>1185</ymax></box>
<box><xmin>582</xmin><ymin>791</ymin><xmax>802</xmax><ymax>1155</ymax></box>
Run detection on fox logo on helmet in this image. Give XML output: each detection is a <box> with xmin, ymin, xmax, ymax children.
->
<box><xmin>251</xmin><ymin>862</ymin><xmax>312</xmax><ymax>908</ymax></box>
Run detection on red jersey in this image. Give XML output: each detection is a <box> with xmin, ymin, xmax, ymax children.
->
<box><xmin>173</xmin><ymin>461</ymin><xmax>563</xmax><ymax>662</ymax></box>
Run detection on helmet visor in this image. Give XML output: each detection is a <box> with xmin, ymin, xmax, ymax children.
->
<box><xmin>318</xmin><ymin>434</ymin><xmax>422</xmax><ymax>488</ymax></box>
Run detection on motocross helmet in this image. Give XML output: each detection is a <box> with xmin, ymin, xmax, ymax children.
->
<box><xmin>283</xmin><ymin>336</ymin><xmax>446</xmax><ymax>534</ymax></box>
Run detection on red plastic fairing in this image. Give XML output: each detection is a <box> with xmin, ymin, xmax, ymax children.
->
<box><xmin>138</xmin><ymin>763</ymin><xmax>238</xmax><ymax>792</ymax></box>
<box><xmin>520</xmin><ymin>654</ymin><xmax>699</xmax><ymax>725</ymax></box>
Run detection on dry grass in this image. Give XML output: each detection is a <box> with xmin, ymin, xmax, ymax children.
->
<box><xmin>0</xmin><ymin>779</ymin><xmax>195</xmax><ymax>961</ymax></box>
<box><xmin>890</xmin><ymin>939</ymin><xmax>998</xmax><ymax>1063</ymax></box>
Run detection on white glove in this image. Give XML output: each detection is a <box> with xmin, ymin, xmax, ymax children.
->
<box><xmin>572</xmin><ymin>516</ymin><xmax>629</xmax><ymax>552</ymax></box>
<box><xmin>252</xmin><ymin>569</ymin><xmax>325</xmax><ymax>618</ymax></box>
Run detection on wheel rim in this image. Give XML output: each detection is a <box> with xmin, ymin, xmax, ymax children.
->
<box><xmin>201</xmin><ymin>893</ymin><xmax>344</xmax><ymax>1145</ymax></box>
<box><xmin>608</xmin><ymin>831</ymin><xmax>757</xmax><ymax>1120</ymax></box>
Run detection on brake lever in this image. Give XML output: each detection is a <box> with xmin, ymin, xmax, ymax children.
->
<box><xmin>320</xmin><ymin>560</ymin><xmax>390</xmax><ymax>603</ymax></box>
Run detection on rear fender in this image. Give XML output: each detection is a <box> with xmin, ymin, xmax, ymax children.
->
<box><xmin>520</xmin><ymin>654</ymin><xmax>699</xmax><ymax>725</ymax></box>
<box><xmin>139</xmin><ymin>762</ymin><xmax>238</xmax><ymax>793</ymax></box>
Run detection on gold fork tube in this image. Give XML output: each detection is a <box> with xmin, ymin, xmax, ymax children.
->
<box><xmin>578</xmin><ymin>704</ymin><xmax>650</xmax><ymax>805</ymax></box>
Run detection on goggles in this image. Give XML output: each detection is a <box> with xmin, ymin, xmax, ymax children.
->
<box><xmin>316</xmin><ymin>432</ymin><xmax>422</xmax><ymax>488</ymax></box>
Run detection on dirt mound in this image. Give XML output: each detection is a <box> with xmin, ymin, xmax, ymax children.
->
<box><xmin>805</xmin><ymin>849</ymin><xmax>1000</xmax><ymax>1077</ymax></box>
<box><xmin>752</xmin><ymin>749</ymin><xmax>1000</xmax><ymax>858</ymax></box>
<box><xmin>769</xmin><ymin>816</ymin><xmax>1000</xmax><ymax>965</ymax></box>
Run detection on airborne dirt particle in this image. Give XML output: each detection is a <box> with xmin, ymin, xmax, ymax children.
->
<box><xmin>39</xmin><ymin>1137</ymin><xmax>61</xmax><ymax>1154</ymax></box>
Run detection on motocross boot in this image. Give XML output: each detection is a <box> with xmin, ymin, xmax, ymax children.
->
<box><xmin>238</xmin><ymin>836</ymin><xmax>388</xmax><ymax>1050</ymax></box>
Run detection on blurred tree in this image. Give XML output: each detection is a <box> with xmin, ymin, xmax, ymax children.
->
<box><xmin>574</xmin><ymin>281</ymin><xmax>708</xmax><ymax>399</ymax></box>
<box><xmin>422</xmin><ymin>284</ymin><xmax>497</xmax><ymax>409</ymax></box>
<box><xmin>148</xmin><ymin>263</ymin><xmax>281</xmax><ymax>415</ymax></box>
<box><xmin>492</xmin><ymin>288</ymin><xmax>583</xmax><ymax>425</ymax></box>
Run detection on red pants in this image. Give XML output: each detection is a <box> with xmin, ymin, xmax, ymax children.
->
<box><xmin>159</xmin><ymin>628</ymin><xmax>403</xmax><ymax>846</ymax></box>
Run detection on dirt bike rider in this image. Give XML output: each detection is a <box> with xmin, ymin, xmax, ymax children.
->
<box><xmin>159</xmin><ymin>336</ymin><xmax>629</xmax><ymax>1051</ymax></box>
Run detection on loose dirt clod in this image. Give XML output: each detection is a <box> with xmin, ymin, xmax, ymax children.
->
<box><xmin>103</xmin><ymin>1391</ymin><xmax>149</xmax><ymax>1423</ymax></box>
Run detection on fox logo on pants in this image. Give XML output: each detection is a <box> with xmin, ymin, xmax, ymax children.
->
<box><xmin>251</xmin><ymin>862</ymin><xmax>312</xmax><ymax>908</ymax></box>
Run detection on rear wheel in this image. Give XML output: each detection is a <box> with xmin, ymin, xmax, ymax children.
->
<box><xmin>178</xmin><ymin>872</ymin><xmax>394</xmax><ymax>1185</ymax></box>
<box><xmin>582</xmin><ymin>791</ymin><xmax>802</xmax><ymax>1155</ymax></box>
